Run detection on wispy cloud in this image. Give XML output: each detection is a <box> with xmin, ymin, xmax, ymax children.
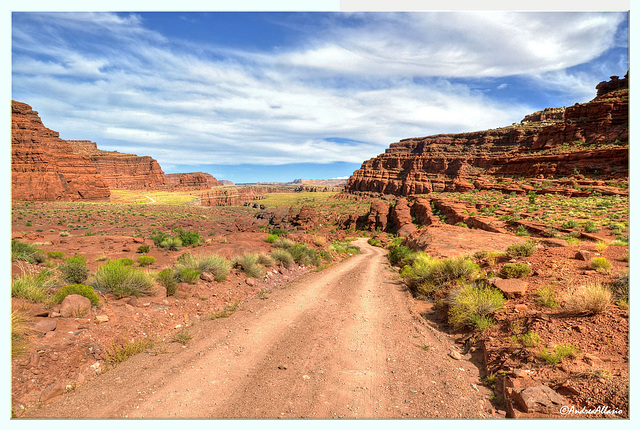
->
<box><xmin>12</xmin><ymin>11</ymin><xmax>627</xmax><ymax>171</ymax></box>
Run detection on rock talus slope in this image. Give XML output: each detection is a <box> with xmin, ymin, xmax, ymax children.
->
<box><xmin>11</xmin><ymin>101</ymin><xmax>111</xmax><ymax>202</ymax></box>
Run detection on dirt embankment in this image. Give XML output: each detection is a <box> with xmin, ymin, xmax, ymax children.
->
<box><xmin>24</xmin><ymin>239</ymin><xmax>492</xmax><ymax>419</ymax></box>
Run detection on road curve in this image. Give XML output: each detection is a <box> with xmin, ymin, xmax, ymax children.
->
<box><xmin>26</xmin><ymin>238</ymin><xmax>491</xmax><ymax>419</ymax></box>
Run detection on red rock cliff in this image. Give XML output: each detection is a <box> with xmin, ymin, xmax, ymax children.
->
<box><xmin>11</xmin><ymin>101</ymin><xmax>111</xmax><ymax>202</ymax></box>
<box><xmin>68</xmin><ymin>140</ymin><xmax>166</xmax><ymax>190</ymax></box>
<box><xmin>165</xmin><ymin>172</ymin><xmax>223</xmax><ymax>190</ymax></box>
<box><xmin>346</xmin><ymin>76</ymin><xmax>628</xmax><ymax>196</ymax></box>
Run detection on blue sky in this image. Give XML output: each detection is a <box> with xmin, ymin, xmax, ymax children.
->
<box><xmin>11</xmin><ymin>11</ymin><xmax>629</xmax><ymax>183</ymax></box>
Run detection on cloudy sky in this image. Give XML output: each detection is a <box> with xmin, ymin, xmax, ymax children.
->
<box><xmin>11</xmin><ymin>9</ymin><xmax>629</xmax><ymax>183</ymax></box>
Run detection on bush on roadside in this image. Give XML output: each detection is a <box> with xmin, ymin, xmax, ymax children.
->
<box><xmin>400</xmin><ymin>253</ymin><xmax>479</xmax><ymax>297</ymax></box>
<box><xmin>175</xmin><ymin>252</ymin><xmax>231</xmax><ymax>282</ymax></box>
<box><xmin>271</xmin><ymin>248</ymin><xmax>294</xmax><ymax>268</ymax></box>
<box><xmin>236</xmin><ymin>253</ymin><xmax>264</xmax><ymax>278</ymax></box>
<box><xmin>51</xmin><ymin>284</ymin><xmax>100</xmax><ymax>306</ymax></box>
<box><xmin>59</xmin><ymin>255</ymin><xmax>89</xmax><ymax>284</ymax></box>
<box><xmin>272</xmin><ymin>238</ymin><xmax>294</xmax><ymax>250</ymax></box>
<box><xmin>447</xmin><ymin>283</ymin><xmax>504</xmax><ymax>330</ymax></box>
<box><xmin>329</xmin><ymin>240</ymin><xmax>361</xmax><ymax>255</ymax></box>
<box><xmin>388</xmin><ymin>245</ymin><xmax>415</xmax><ymax>267</ymax></box>
<box><xmin>288</xmin><ymin>244</ymin><xmax>321</xmax><ymax>267</ymax></box>
<box><xmin>92</xmin><ymin>260</ymin><xmax>155</xmax><ymax>298</ymax></box>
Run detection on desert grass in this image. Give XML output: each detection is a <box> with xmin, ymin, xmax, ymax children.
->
<box><xmin>565</xmin><ymin>282</ymin><xmax>612</xmax><ymax>315</ymax></box>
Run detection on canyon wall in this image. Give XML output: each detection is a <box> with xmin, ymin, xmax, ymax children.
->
<box><xmin>11</xmin><ymin>101</ymin><xmax>110</xmax><ymax>202</ymax></box>
<box><xmin>67</xmin><ymin>140</ymin><xmax>166</xmax><ymax>190</ymax></box>
<box><xmin>164</xmin><ymin>172</ymin><xmax>223</xmax><ymax>190</ymax></box>
<box><xmin>197</xmin><ymin>186</ymin><xmax>295</xmax><ymax>207</ymax></box>
<box><xmin>346</xmin><ymin>75</ymin><xmax>628</xmax><ymax>196</ymax></box>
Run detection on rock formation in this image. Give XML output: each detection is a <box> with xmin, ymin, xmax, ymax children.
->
<box><xmin>346</xmin><ymin>75</ymin><xmax>628</xmax><ymax>196</ymax></box>
<box><xmin>164</xmin><ymin>172</ymin><xmax>223</xmax><ymax>190</ymax></box>
<box><xmin>197</xmin><ymin>185</ymin><xmax>293</xmax><ymax>207</ymax></box>
<box><xmin>67</xmin><ymin>140</ymin><xmax>166</xmax><ymax>190</ymax></box>
<box><xmin>11</xmin><ymin>101</ymin><xmax>110</xmax><ymax>202</ymax></box>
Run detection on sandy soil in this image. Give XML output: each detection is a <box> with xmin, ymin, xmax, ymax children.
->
<box><xmin>23</xmin><ymin>239</ymin><xmax>493</xmax><ymax>419</ymax></box>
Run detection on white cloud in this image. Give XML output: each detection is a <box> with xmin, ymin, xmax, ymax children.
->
<box><xmin>12</xmin><ymin>11</ymin><xmax>626</xmax><ymax>169</ymax></box>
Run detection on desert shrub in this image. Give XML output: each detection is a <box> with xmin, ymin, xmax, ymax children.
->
<box><xmin>271</xmin><ymin>248</ymin><xmax>294</xmax><ymax>268</ymax></box>
<box><xmin>178</xmin><ymin>267</ymin><xmax>201</xmax><ymax>284</ymax></box>
<box><xmin>116</xmin><ymin>258</ymin><xmax>135</xmax><ymax>266</ymax></box>
<box><xmin>447</xmin><ymin>283</ymin><xmax>504</xmax><ymax>330</ymax></box>
<box><xmin>514</xmin><ymin>225</ymin><xmax>530</xmax><ymax>237</ymax></box>
<box><xmin>51</xmin><ymin>284</ymin><xmax>100</xmax><ymax>306</ymax></box>
<box><xmin>105</xmin><ymin>339</ymin><xmax>153</xmax><ymax>367</ymax></box>
<box><xmin>173</xmin><ymin>228</ymin><xmax>202</xmax><ymax>246</ymax></box>
<box><xmin>92</xmin><ymin>260</ymin><xmax>155</xmax><ymax>298</ymax></box>
<box><xmin>11</xmin><ymin>240</ymin><xmax>46</xmax><ymax>264</ymax></box>
<box><xmin>266</xmin><ymin>234</ymin><xmax>279</xmax><ymax>243</ymax></box>
<box><xmin>401</xmin><ymin>254</ymin><xmax>479</xmax><ymax>297</ymax></box>
<box><xmin>59</xmin><ymin>232</ymin><xmax>71</xmax><ymax>237</ymax></box>
<box><xmin>137</xmin><ymin>256</ymin><xmax>156</xmax><ymax>267</ymax></box>
<box><xmin>329</xmin><ymin>240</ymin><xmax>361</xmax><ymax>255</ymax></box>
<box><xmin>151</xmin><ymin>232</ymin><xmax>170</xmax><ymax>247</ymax></box>
<box><xmin>515</xmin><ymin>331</ymin><xmax>542</xmax><ymax>348</ymax></box>
<box><xmin>257</xmin><ymin>253</ymin><xmax>275</xmax><ymax>267</ymax></box>
<box><xmin>59</xmin><ymin>255</ymin><xmax>89</xmax><ymax>284</ymax></box>
<box><xmin>11</xmin><ymin>310</ymin><xmax>32</xmax><ymax>356</ymax></box>
<box><xmin>535</xmin><ymin>284</ymin><xmax>559</xmax><ymax>308</ymax></box>
<box><xmin>388</xmin><ymin>245</ymin><xmax>415</xmax><ymax>267</ymax></box>
<box><xmin>288</xmin><ymin>244</ymin><xmax>321</xmax><ymax>267</ymax></box>
<box><xmin>565</xmin><ymin>237</ymin><xmax>580</xmax><ymax>246</ymax></box>
<box><xmin>506</xmin><ymin>240</ymin><xmax>537</xmax><ymax>258</ymax></box>
<box><xmin>501</xmin><ymin>263</ymin><xmax>531</xmax><ymax>278</ymax></box>
<box><xmin>367</xmin><ymin>237</ymin><xmax>382</xmax><ymax>247</ymax></box>
<box><xmin>269</xmin><ymin>228</ymin><xmax>288</xmax><ymax>236</ymax></box>
<box><xmin>175</xmin><ymin>253</ymin><xmax>231</xmax><ymax>282</ymax></box>
<box><xmin>565</xmin><ymin>282</ymin><xmax>612</xmax><ymax>315</ymax></box>
<box><xmin>137</xmin><ymin>245</ymin><xmax>151</xmax><ymax>254</ymax></box>
<box><xmin>272</xmin><ymin>238</ymin><xmax>294</xmax><ymax>249</ymax></box>
<box><xmin>610</xmin><ymin>273</ymin><xmax>629</xmax><ymax>299</ymax></box>
<box><xmin>11</xmin><ymin>270</ymin><xmax>55</xmax><ymax>303</ymax></box>
<box><xmin>47</xmin><ymin>251</ymin><xmax>66</xmax><ymax>260</ymax></box>
<box><xmin>595</xmin><ymin>240</ymin><xmax>609</xmax><ymax>253</ymax></box>
<box><xmin>561</xmin><ymin>220</ymin><xmax>578</xmax><ymax>229</ymax></box>
<box><xmin>157</xmin><ymin>268</ymin><xmax>178</xmax><ymax>296</ymax></box>
<box><xmin>538</xmin><ymin>344</ymin><xmax>579</xmax><ymax>365</ymax></box>
<box><xmin>583</xmin><ymin>221</ymin><xmax>598</xmax><ymax>233</ymax></box>
<box><xmin>236</xmin><ymin>253</ymin><xmax>263</xmax><ymax>278</ymax></box>
<box><xmin>590</xmin><ymin>257</ymin><xmax>612</xmax><ymax>273</ymax></box>
<box><xmin>160</xmin><ymin>237</ymin><xmax>182</xmax><ymax>251</ymax></box>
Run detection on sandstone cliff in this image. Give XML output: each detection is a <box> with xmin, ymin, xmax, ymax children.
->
<box><xmin>11</xmin><ymin>101</ymin><xmax>111</xmax><ymax>202</ymax></box>
<box><xmin>197</xmin><ymin>185</ymin><xmax>294</xmax><ymax>207</ymax></box>
<box><xmin>165</xmin><ymin>172</ymin><xmax>223</xmax><ymax>190</ymax></box>
<box><xmin>346</xmin><ymin>75</ymin><xmax>628</xmax><ymax>196</ymax></box>
<box><xmin>68</xmin><ymin>140</ymin><xmax>166</xmax><ymax>190</ymax></box>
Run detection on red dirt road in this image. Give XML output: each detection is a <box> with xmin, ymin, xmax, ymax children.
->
<box><xmin>25</xmin><ymin>239</ymin><xmax>492</xmax><ymax>419</ymax></box>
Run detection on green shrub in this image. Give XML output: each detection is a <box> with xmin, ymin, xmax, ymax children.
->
<box><xmin>501</xmin><ymin>263</ymin><xmax>531</xmax><ymax>278</ymax></box>
<box><xmin>565</xmin><ymin>282</ymin><xmax>612</xmax><ymax>315</ymax></box>
<box><xmin>367</xmin><ymin>237</ymin><xmax>382</xmax><ymax>247</ymax></box>
<box><xmin>11</xmin><ymin>240</ymin><xmax>46</xmax><ymax>264</ymax></box>
<box><xmin>536</xmin><ymin>285</ymin><xmax>559</xmax><ymax>308</ymax></box>
<box><xmin>11</xmin><ymin>270</ymin><xmax>55</xmax><ymax>303</ymax></box>
<box><xmin>514</xmin><ymin>225</ymin><xmax>530</xmax><ymax>237</ymax></box>
<box><xmin>160</xmin><ymin>237</ymin><xmax>182</xmax><ymax>251</ymax></box>
<box><xmin>51</xmin><ymin>284</ymin><xmax>100</xmax><ymax>306</ymax></box>
<box><xmin>272</xmin><ymin>238</ymin><xmax>294</xmax><ymax>249</ymax></box>
<box><xmin>173</xmin><ymin>228</ymin><xmax>201</xmax><ymax>246</ymax></box>
<box><xmin>506</xmin><ymin>240</ymin><xmax>537</xmax><ymax>258</ymax></box>
<box><xmin>236</xmin><ymin>253</ymin><xmax>264</xmax><ymax>278</ymax></box>
<box><xmin>92</xmin><ymin>260</ymin><xmax>155</xmax><ymax>298</ymax></box>
<box><xmin>116</xmin><ymin>258</ymin><xmax>135</xmax><ymax>266</ymax></box>
<box><xmin>288</xmin><ymin>244</ymin><xmax>321</xmax><ymax>267</ymax></box>
<box><xmin>590</xmin><ymin>257</ymin><xmax>612</xmax><ymax>273</ymax></box>
<box><xmin>269</xmin><ymin>228</ymin><xmax>288</xmax><ymax>236</ymax></box>
<box><xmin>561</xmin><ymin>220</ymin><xmax>578</xmax><ymax>229</ymax></box>
<box><xmin>179</xmin><ymin>267</ymin><xmax>201</xmax><ymax>284</ymax></box>
<box><xmin>329</xmin><ymin>240</ymin><xmax>361</xmax><ymax>255</ymax></box>
<box><xmin>257</xmin><ymin>253</ymin><xmax>275</xmax><ymax>267</ymax></box>
<box><xmin>447</xmin><ymin>284</ymin><xmax>504</xmax><ymax>330</ymax></box>
<box><xmin>583</xmin><ymin>221</ymin><xmax>598</xmax><ymax>233</ymax></box>
<box><xmin>401</xmin><ymin>254</ymin><xmax>480</xmax><ymax>297</ymax></box>
<box><xmin>151</xmin><ymin>232</ymin><xmax>170</xmax><ymax>247</ymax></box>
<box><xmin>388</xmin><ymin>245</ymin><xmax>415</xmax><ymax>267</ymax></box>
<box><xmin>175</xmin><ymin>253</ymin><xmax>230</xmax><ymax>282</ymax></box>
<box><xmin>47</xmin><ymin>251</ymin><xmax>66</xmax><ymax>260</ymax></box>
<box><xmin>12</xmin><ymin>310</ymin><xmax>31</xmax><ymax>356</ymax></box>
<box><xmin>516</xmin><ymin>331</ymin><xmax>542</xmax><ymax>348</ymax></box>
<box><xmin>137</xmin><ymin>245</ymin><xmax>151</xmax><ymax>254</ymax></box>
<box><xmin>157</xmin><ymin>268</ymin><xmax>178</xmax><ymax>296</ymax></box>
<box><xmin>538</xmin><ymin>344</ymin><xmax>579</xmax><ymax>365</ymax></box>
<box><xmin>137</xmin><ymin>256</ymin><xmax>156</xmax><ymax>267</ymax></box>
<box><xmin>59</xmin><ymin>255</ymin><xmax>89</xmax><ymax>284</ymax></box>
<box><xmin>266</xmin><ymin>234</ymin><xmax>279</xmax><ymax>243</ymax></box>
<box><xmin>271</xmin><ymin>248</ymin><xmax>294</xmax><ymax>268</ymax></box>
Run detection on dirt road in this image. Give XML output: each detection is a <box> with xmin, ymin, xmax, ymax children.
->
<box><xmin>26</xmin><ymin>239</ymin><xmax>492</xmax><ymax>419</ymax></box>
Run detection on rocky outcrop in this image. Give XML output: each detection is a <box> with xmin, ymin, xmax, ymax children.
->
<box><xmin>596</xmin><ymin>72</ymin><xmax>628</xmax><ymax>97</ymax></box>
<box><xmin>68</xmin><ymin>140</ymin><xmax>166</xmax><ymax>190</ymax></box>
<box><xmin>197</xmin><ymin>186</ymin><xmax>294</xmax><ymax>207</ymax></box>
<box><xmin>346</xmin><ymin>76</ymin><xmax>628</xmax><ymax>196</ymax></box>
<box><xmin>11</xmin><ymin>101</ymin><xmax>110</xmax><ymax>202</ymax></box>
<box><xmin>164</xmin><ymin>172</ymin><xmax>223</xmax><ymax>190</ymax></box>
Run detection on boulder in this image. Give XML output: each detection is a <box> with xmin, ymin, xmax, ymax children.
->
<box><xmin>488</xmin><ymin>278</ymin><xmax>528</xmax><ymax>299</ymax></box>
<box><xmin>60</xmin><ymin>294</ymin><xmax>91</xmax><ymax>318</ymax></box>
<box><xmin>512</xmin><ymin>385</ymin><xmax>567</xmax><ymax>414</ymax></box>
<box><xmin>31</xmin><ymin>319</ymin><xmax>58</xmax><ymax>334</ymax></box>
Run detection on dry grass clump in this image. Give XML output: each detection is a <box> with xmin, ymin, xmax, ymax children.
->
<box><xmin>565</xmin><ymin>282</ymin><xmax>612</xmax><ymax>315</ymax></box>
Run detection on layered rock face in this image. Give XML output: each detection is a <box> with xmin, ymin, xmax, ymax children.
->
<box><xmin>68</xmin><ymin>140</ymin><xmax>166</xmax><ymax>190</ymax></box>
<box><xmin>11</xmin><ymin>101</ymin><xmax>110</xmax><ymax>202</ymax></box>
<box><xmin>346</xmin><ymin>76</ymin><xmax>628</xmax><ymax>196</ymax></box>
<box><xmin>164</xmin><ymin>172</ymin><xmax>223</xmax><ymax>190</ymax></box>
<box><xmin>197</xmin><ymin>186</ymin><xmax>293</xmax><ymax>207</ymax></box>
